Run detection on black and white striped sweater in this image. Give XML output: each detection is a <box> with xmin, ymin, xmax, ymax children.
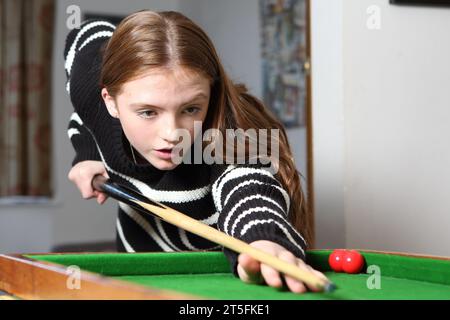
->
<box><xmin>64</xmin><ymin>19</ymin><xmax>307</xmax><ymax>273</ymax></box>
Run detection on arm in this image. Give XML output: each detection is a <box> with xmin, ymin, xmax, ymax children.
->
<box><xmin>64</xmin><ymin>20</ymin><xmax>115</xmax><ymax>202</ymax></box>
<box><xmin>64</xmin><ymin>19</ymin><xmax>115</xmax><ymax>164</ymax></box>
<box><xmin>67</xmin><ymin>111</ymin><xmax>101</xmax><ymax>166</ymax></box>
<box><xmin>211</xmin><ymin>164</ymin><xmax>324</xmax><ymax>293</ymax></box>
<box><xmin>212</xmin><ymin>165</ymin><xmax>307</xmax><ymax>262</ymax></box>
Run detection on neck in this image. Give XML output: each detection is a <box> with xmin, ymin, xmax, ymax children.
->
<box><xmin>130</xmin><ymin>145</ymin><xmax>148</xmax><ymax>165</ymax></box>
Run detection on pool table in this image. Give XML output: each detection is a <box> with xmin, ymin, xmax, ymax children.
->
<box><xmin>0</xmin><ymin>250</ymin><xmax>449</xmax><ymax>300</ymax></box>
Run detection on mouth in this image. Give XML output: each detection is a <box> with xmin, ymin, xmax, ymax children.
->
<box><xmin>154</xmin><ymin>148</ymin><xmax>174</xmax><ymax>160</ymax></box>
<box><xmin>156</xmin><ymin>148</ymin><xmax>173</xmax><ymax>152</ymax></box>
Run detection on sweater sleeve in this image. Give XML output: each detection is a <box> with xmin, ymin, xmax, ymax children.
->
<box><xmin>211</xmin><ymin>164</ymin><xmax>307</xmax><ymax>276</ymax></box>
<box><xmin>63</xmin><ymin>19</ymin><xmax>115</xmax><ymax>165</ymax></box>
<box><xmin>67</xmin><ymin>112</ymin><xmax>101</xmax><ymax>166</ymax></box>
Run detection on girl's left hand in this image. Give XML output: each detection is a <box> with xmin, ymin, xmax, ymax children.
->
<box><xmin>237</xmin><ymin>240</ymin><xmax>329</xmax><ymax>293</ymax></box>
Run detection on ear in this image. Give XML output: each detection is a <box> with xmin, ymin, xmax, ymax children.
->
<box><xmin>101</xmin><ymin>87</ymin><xmax>119</xmax><ymax>118</ymax></box>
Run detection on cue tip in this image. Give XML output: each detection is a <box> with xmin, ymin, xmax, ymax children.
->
<box><xmin>323</xmin><ymin>281</ymin><xmax>337</xmax><ymax>293</ymax></box>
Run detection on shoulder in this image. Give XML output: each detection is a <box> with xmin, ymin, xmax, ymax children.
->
<box><xmin>64</xmin><ymin>19</ymin><xmax>116</xmax><ymax>77</ymax></box>
<box><xmin>210</xmin><ymin>163</ymin><xmax>281</xmax><ymax>191</ymax></box>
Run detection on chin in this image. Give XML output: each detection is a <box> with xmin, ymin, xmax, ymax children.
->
<box><xmin>151</xmin><ymin>159</ymin><xmax>179</xmax><ymax>171</ymax></box>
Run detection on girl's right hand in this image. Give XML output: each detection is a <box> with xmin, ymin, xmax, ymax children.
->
<box><xmin>68</xmin><ymin>160</ymin><xmax>109</xmax><ymax>205</ymax></box>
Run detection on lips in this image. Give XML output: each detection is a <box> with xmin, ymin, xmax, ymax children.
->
<box><xmin>156</xmin><ymin>148</ymin><xmax>172</xmax><ymax>152</ymax></box>
<box><xmin>154</xmin><ymin>148</ymin><xmax>174</xmax><ymax>160</ymax></box>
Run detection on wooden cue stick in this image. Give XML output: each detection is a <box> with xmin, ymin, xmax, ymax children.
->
<box><xmin>92</xmin><ymin>175</ymin><xmax>336</xmax><ymax>292</ymax></box>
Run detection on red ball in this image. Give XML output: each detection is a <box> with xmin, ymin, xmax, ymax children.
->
<box><xmin>342</xmin><ymin>250</ymin><xmax>365</xmax><ymax>274</ymax></box>
<box><xmin>328</xmin><ymin>249</ymin><xmax>347</xmax><ymax>272</ymax></box>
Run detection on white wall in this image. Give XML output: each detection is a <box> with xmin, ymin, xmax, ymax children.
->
<box><xmin>310</xmin><ymin>0</ymin><xmax>346</xmax><ymax>249</ymax></box>
<box><xmin>0</xmin><ymin>206</ymin><xmax>53</xmax><ymax>253</ymax></box>
<box><xmin>312</xmin><ymin>0</ymin><xmax>450</xmax><ymax>256</ymax></box>
<box><xmin>343</xmin><ymin>0</ymin><xmax>450</xmax><ymax>256</ymax></box>
<box><xmin>0</xmin><ymin>0</ymin><xmax>309</xmax><ymax>253</ymax></box>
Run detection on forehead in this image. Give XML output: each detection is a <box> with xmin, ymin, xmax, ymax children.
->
<box><xmin>119</xmin><ymin>67</ymin><xmax>211</xmax><ymax>103</ymax></box>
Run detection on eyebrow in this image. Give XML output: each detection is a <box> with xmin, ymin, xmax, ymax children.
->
<box><xmin>129</xmin><ymin>93</ymin><xmax>208</xmax><ymax>109</ymax></box>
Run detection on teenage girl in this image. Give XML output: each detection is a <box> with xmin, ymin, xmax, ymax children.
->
<box><xmin>65</xmin><ymin>10</ymin><xmax>327</xmax><ymax>293</ymax></box>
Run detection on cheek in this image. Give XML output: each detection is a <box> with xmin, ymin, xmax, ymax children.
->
<box><xmin>120</xmin><ymin>116</ymin><xmax>137</xmax><ymax>137</ymax></box>
<box><xmin>179</xmin><ymin>119</ymin><xmax>202</xmax><ymax>142</ymax></box>
<box><xmin>120</xmin><ymin>116</ymin><xmax>156</xmax><ymax>146</ymax></box>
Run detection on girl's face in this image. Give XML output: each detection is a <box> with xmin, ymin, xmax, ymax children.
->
<box><xmin>101</xmin><ymin>66</ymin><xmax>211</xmax><ymax>170</ymax></box>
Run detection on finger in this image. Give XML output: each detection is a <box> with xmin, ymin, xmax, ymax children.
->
<box><xmin>96</xmin><ymin>193</ymin><xmax>102</xmax><ymax>204</ymax></box>
<box><xmin>307</xmin><ymin>266</ymin><xmax>331</xmax><ymax>291</ymax></box>
<box><xmin>80</xmin><ymin>185</ymin><xmax>95</xmax><ymax>199</ymax></box>
<box><xmin>78</xmin><ymin>175</ymin><xmax>96</xmax><ymax>199</ymax></box>
<box><xmin>94</xmin><ymin>190</ymin><xmax>101</xmax><ymax>204</ymax></box>
<box><xmin>260</xmin><ymin>263</ymin><xmax>283</xmax><ymax>289</ymax></box>
<box><xmin>97</xmin><ymin>193</ymin><xmax>108</xmax><ymax>205</ymax></box>
<box><xmin>298</xmin><ymin>263</ymin><xmax>327</xmax><ymax>292</ymax></box>
<box><xmin>278</xmin><ymin>252</ymin><xmax>307</xmax><ymax>293</ymax></box>
<box><xmin>237</xmin><ymin>254</ymin><xmax>263</xmax><ymax>284</ymax></box>
<box><xmin>310</xmin><ymin>267</ymin><xmax>329</xmax><ymax>282</ymax></box>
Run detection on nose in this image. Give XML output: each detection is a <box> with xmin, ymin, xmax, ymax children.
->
<box><xmin>159</xmin><ymin>115</ymin><xmax>179</xmax><ymax>144</ymax></box>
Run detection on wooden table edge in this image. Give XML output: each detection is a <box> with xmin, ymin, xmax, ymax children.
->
<box><xmin>0</xmin><ymin>253</ymin><xmax>206</xmax><ymax>300</ymax></box>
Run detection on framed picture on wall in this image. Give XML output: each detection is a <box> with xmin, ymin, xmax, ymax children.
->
<box><xmin>259</xmin><ymin>0</ymin><xmax>310</xmax><ymax>129</ymax></box>
<box><xmin>390</xmin><ymin>0</ymin><xmax>450</xmax><ymax>6</ymax></box>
